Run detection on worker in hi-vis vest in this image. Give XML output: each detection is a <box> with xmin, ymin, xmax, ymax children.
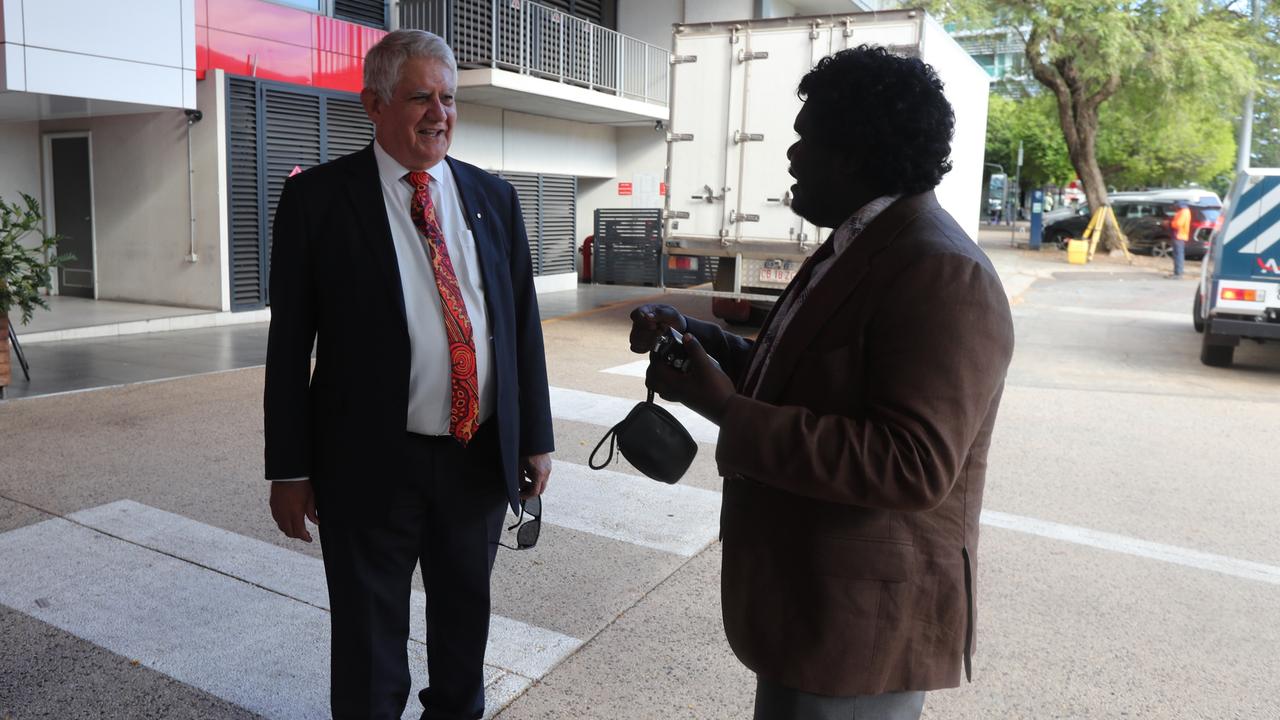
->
<box><xmin>1169</xmin><ymin>201</ymin><xmax>1191</xmax><ymax>278</ymax></box>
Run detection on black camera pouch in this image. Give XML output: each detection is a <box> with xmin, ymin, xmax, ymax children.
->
<box><xmin>589</xmin><ymin>390</ymin><xmax>697</xmax><ymax>484</ymax></box>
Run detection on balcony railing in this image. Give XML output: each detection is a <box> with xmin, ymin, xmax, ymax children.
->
<box><xmin>400</xmin><ymin>0</ymin><xmax>669</xmax><ymax>106</ymax></box>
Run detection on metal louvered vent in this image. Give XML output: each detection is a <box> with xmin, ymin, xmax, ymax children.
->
<box><xmin>497</xmin><ymin>172</ymin><xmax>577</xmax><ymax>277</ymax></box>
<box><xmin>228</xmin><ymin>78</ymin><xmax>263</xmax><ymax>309</ymax></box>
<box><xmin>540</xmin><ymin>0</ymin><xmax>604</xmax><ymax>26</ymax></box>
<box><xmin>500</xmin><ymin>172</ymin><xmax>542</xmax><ymax>272</ymax></box>
<box><xmin>539</xmin><ymin>174</ymin><xmax>577</xmax><ymax>275</ymax></box>
<box><xmin>325</xmin><ymin>97</ymin><xmax>373</xmax><ymax>160</ymax></box>
<box><xmin>263</xmin><ymin>89</ymin><xmax>322</xmax><ymax>303</ymax></box>
<box><xmin>226</xmin><ymin>78</ymin><xmax>370</xmax><ymax>310</ymax></box>
<box><xmin>334</xmin><ymin>0</ymin><xmax>386</xmax><ymax>29</ymax></box>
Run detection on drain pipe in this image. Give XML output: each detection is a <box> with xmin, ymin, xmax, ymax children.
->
<box><xmin>184</xmin><ymin>109</ymin><xmax>203</xmax><ymax>263</ymax></box>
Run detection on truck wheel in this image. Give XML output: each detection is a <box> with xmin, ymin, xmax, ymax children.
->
<box><xmin>1200</xmin><ymin>332</ymin><xmax>1234</xmax><ymax>367</ymax></box>
<box><xmin>1192</xmin><ymin>291</ymin><xmax>1204</xmax><ymax>333</ymax></box>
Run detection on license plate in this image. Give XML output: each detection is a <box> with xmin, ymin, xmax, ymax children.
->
<box><xmin>759</xmin><ymin>258</ymin><xmax>796</xmax><ymax>284</ymax></box>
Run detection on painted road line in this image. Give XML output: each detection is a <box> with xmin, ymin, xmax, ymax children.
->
<box><xmin>549</xmin><ymin>386</ymin><xmax>720</xmax><ymax>444</ymax></box>
<box><xmin>69</xmin><ymin>501</ymin><xmax>582</xmax><ymax>686</ymax></box>
<box><xmin>41</xmin><ymin>501</ymin><xmax>579</xmax><ymax>719</ymax></box>
<box><xmin>0</xmin><ymin>516</ymin><xmax>336</xmax><ymax>720</ymax></box>
<box><xmin>1050</xmin><ymin>306</ymin><xmax>1187</xmax><ymax>324</ymax></box>
<box><xmin>601</xmin><ymin>360</ymin><xmax>648</xmax><ymax>378</ymax></box>
<box><xmin>556</xmin><ymin>387</ymin><xmax>1280</xmax><ymax>587</ymax></box>
<box><xmin>981</xmin><ymin>510</ymin><xmax>1280</xmax><ymax>586</ymax></box>
<box><xmin>546</xmin><ymin>460</ymin><xmax>721</xmax><ymax>557</ymax></box>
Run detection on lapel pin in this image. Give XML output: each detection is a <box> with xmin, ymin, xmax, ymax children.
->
<box><xmin>476</xmin><ymin>212</ymin><xmax>483</xmax><ymax>220</ymax></box>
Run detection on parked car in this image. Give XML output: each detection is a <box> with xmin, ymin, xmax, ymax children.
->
<box><xmin>1041</xmin><ymin>202</ymin><xmax>1090</xmax><ymax>227</ymax></box>
<box><xmin>1043</xmin><ymin>189</ymin><xmax>1222</xmax><ymax>258</ymax></box>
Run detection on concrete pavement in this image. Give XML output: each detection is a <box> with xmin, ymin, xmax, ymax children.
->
<box><xmin>2</xmin><ymin>231</ymin><xmax>1278</xmax><ymax>719</ymax></box>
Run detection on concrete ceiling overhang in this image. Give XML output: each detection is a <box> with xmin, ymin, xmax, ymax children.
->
<box><xmin>456</xmin><ymin>68</ymin><xmax>669</xmax><ymax>126</ymax></box>
<box><xmin>0</xmin><ymin>91</ymin><xmax>177</xmax><ymax>122</ymax></box>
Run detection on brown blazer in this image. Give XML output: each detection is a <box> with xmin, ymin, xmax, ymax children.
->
<box><xmin>686</xmin><ymin>192</ymin><xmax>1014</xmax><ymax>697</ymax></box>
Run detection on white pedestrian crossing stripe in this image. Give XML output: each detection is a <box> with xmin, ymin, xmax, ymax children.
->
<box><xmin>547</xmin><ymin>460</ymin><xmax>720</xmax><ymax>557</ymax></box>
<box><xmin>0</xmin><ymin>501</ymin><xmax>581</xmax><ymax>720</ymax></box>
<box><xmin>601</xmin><ymin>359</ymin><xmax>648</xmax><ymax>378</ymax></box>
<box><xmin>549</xmin><ymin>386</ymin><xmax>720</xmax><ymax>444</ymax></box>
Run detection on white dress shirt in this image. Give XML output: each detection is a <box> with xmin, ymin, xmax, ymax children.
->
<box><xmin>373</xmin><ymin>141</ymin><xmax>494</xmax><ymax>435</ymax></box>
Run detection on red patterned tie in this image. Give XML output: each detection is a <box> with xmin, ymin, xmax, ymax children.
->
<box><xmin>407</xmin><ymin>171</ymin><xmax>480</xmax><ymax>444</ymax></box>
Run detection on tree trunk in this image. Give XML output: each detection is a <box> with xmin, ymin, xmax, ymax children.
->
<box><xmin>1062</xmin><ymin>106</ymin><xmax>1124</xmax><ymax>252</ymax></box>
<box><xmin>1025</xmin><ymin>34</ymin><xmax>1125</xmax><ymax>252</ymax></box>
<box><xmin>0</xmin><ymin>314</ymin><xmax>11</xmax><ymax>391</ymax></box>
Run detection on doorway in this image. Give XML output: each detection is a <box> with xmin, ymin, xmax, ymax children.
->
<box><xmin>43</xmin><ymin>133</ymin><xmax>96</xmax><ymax>298</ymax></box>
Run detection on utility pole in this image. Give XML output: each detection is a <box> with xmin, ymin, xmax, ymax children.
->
<box><xmin>1011</xmin><ymin>140</ymin><xmax>1023</xmax><ymax>245</ymax></box>
<box><xmin>1236</xmin><ymin>0</ymin><xmax>1262</xmax><ymax>173</ymax></box>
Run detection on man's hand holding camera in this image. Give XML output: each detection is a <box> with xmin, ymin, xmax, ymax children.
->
<box><xmin>629</xmin><ymin>304</ymin><xmax>736</xmax><ymax>425</ymax></box>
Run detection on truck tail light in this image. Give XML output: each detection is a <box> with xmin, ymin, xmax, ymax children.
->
<box><xmin>1221</xmin><ymin>288</ymin><xmax>1264</xmax><ymax>302</ymax></box>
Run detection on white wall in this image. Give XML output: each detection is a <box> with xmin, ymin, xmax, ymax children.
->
<box><xmin>684</xmin><ymin>0</ymin><xmax>754</xmax><ymax>24</ymax></box>
<box><xmin>759</xmin><ymin>0</ymin><xmax>801</xmax><ymax>17</ymax></box>
<box><xmin>0</xmin><ymin>120</ymin><xmax>42</xmax><ymax>217</ymax></box>
<box><xmin>450</xmin><ymin>103</ymin><xmax>617</xmax><ymax>179</ymax></box>
<box><xmin>618</xmin><ymin>0</ymin><xmax>681</xmax><ymax>50</ymax></box>
<box><xmin>39</xmin><ymin>86</ymin><xmax>225</xmax><ymax>308</ymax></box>
<box><xmin>922</xmin><ymin>17</ymin><xmax>989</xmax><ymax>241</ymax></box>
<box><xmin>1</xmin><ymin>0</ymin><xmax>196</xmax><ymax>109</ymax></box>
<box><xmin>575</xmin><ymin>126</ymin><xmax>667</xmax><ymax>242</ymax></box>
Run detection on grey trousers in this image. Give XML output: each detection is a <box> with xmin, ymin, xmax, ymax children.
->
<box><xmin>753</xmin><ymin>676</ymin><xmax>926</xmax><ymax>720</ymax></box>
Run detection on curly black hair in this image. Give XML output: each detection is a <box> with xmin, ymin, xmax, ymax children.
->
<box><xmin>798</xmin><ymin>45</ymin><xmax>954</xmax><ymax>196</ymax></box>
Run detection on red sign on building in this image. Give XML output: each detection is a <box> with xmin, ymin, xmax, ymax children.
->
<box><xmin>618</xmin><ymin>182</ymin><xmax>633</xmax><ymax>196</ymax></box>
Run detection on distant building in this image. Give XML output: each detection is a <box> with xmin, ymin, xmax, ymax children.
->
<box><xmin>951</xmin><ymin>26</ymin><xmax>1036</xmax><ymax>98</ymax></box>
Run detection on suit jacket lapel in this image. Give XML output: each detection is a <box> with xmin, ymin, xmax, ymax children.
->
<box><xmin>445</xmin><ymin>157</ymin><xmax>500</xmax><ymax>303</ymax></box>
<box><xmin>751</xmin><ymin>192</ymin><xmax>940</xmax><ymax>403</ymax></box>
<box><xmin>346</xmin><ymin>143</ymin><xmax>408</xmax><ymax>328</ymax></box>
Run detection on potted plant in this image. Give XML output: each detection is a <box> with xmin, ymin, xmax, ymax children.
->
<box><xmin>1</xmin><ymin>192</ymin><xmax>72</xmax><ymax>394</ymax></box>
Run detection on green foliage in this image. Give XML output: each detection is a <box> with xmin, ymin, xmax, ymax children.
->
<box><xmin>1246</xmin><ymin>1</ymin><xmax>1280</xmax><ymax>168</ymax></box>
<box><xmin>1095</xmin><ymin>88</ymin><xmax>1237</xmax><ymax>189</ymax></box>
<box><xmin>985</xmin><ymin>94</ymin><xmax>1074</xmax><ymax>187</ymax></box>
<box><xmin>1</xmin><ymin>193</ymin><xmax>74</xmax><ymax>325</ymax></box>
<box><xmin>930</xmin><ymin>0</ymin><xmax>1273</xmax><ymax>225</ymax></box>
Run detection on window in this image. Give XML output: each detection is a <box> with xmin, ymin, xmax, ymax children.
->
<box><xmin>267</xmin><ymin>0</ymin><xmax>323</xmax><ymax>11</ymax></box>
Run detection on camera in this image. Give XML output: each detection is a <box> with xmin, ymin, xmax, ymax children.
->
<box><xmin>651</xmin><ymin>327</ymin><xmax>691</xmax><ymax>372</ymax></box>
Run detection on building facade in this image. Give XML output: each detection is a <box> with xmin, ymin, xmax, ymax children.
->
<box><xmin>1</xmin><ymin>0</ymin><xmax>873</xmax><ymax>314</ymax></box>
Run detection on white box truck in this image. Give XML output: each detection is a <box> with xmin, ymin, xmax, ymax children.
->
<box><xmin>660</xmin><ymin>9</ymin><xmax>990</xmax><ymax>323</ymax></box>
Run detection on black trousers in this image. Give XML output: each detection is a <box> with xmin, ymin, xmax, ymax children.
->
<box><xmin>318</xmin><ymin>420</ymin><xmax>508</xmax><ymax>720</ymax></box>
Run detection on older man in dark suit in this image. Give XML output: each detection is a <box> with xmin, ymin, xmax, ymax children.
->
<box><xmin>632</xmin><ymin>46</ymin><xmax>1014</xmax><ymax>719</ymax></box>
<box><xmin>264</xmin><ymin>29</ymin><xmax>553</xmax><ymax>720</ymax></box>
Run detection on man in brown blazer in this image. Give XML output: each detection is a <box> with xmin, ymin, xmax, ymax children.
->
<box><xmin>631</xmin><ymin>46</ymin><xmax>1014</xmax><ymax>719</ymax></box>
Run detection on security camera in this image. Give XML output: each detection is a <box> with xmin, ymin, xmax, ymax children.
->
<box><xmin>185</xmin><ymin>109</ymin><xmax>203</xmax><ymax>123</ymax></box>
<box><xmin>654</xmin><ymin>119</ymin><xmax>666</xmax><ymax>132</ymax></box>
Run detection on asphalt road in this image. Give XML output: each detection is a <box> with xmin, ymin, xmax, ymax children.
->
<box><xmin>1</xmin><ymin>232</ymin><xmax>1277</xmax><ymax>719</ymax></box>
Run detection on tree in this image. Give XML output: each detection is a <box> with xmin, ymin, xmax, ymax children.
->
<box><xmin>1244</xmin><ymin>1</ymin><xmax>1280</xmax><ymax>168</ymax></box>
<box><xmin>986</xmin><ymin>93</ymin><xmax>1074</xmax><ymax>190</ymax></box>
<box><xmin>1095</xmin><ymin>86</ymin><xmax>1238</xmax><ymax>191</ymax></box>
<box><xmin>933</xmin><ymin>0</ymin><xmax>1272</xmax><ymax>249</ymax></box>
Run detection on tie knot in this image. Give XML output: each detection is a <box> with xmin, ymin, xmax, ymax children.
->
<box><xmin>407</xmin><ymin>170</ymin><xmax>431</xmax><ymax>190</ymax></box>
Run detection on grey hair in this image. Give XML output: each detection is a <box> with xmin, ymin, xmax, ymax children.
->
<box><xmin>363</xmin><ymin>29</ymin><xmax>458</xmax><ymax>103</ymax></box>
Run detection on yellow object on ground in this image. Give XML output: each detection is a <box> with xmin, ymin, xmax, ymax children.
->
<box><xmin>1067</xmin><ymin>239</ymin><xmax>1089</xmax><ymax>264</ymax></box>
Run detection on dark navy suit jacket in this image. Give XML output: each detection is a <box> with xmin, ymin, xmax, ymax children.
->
<box><xmin>264</xmin><ymin>144</ymin><xmax>554</xmax><ymax>514</ymax></box>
